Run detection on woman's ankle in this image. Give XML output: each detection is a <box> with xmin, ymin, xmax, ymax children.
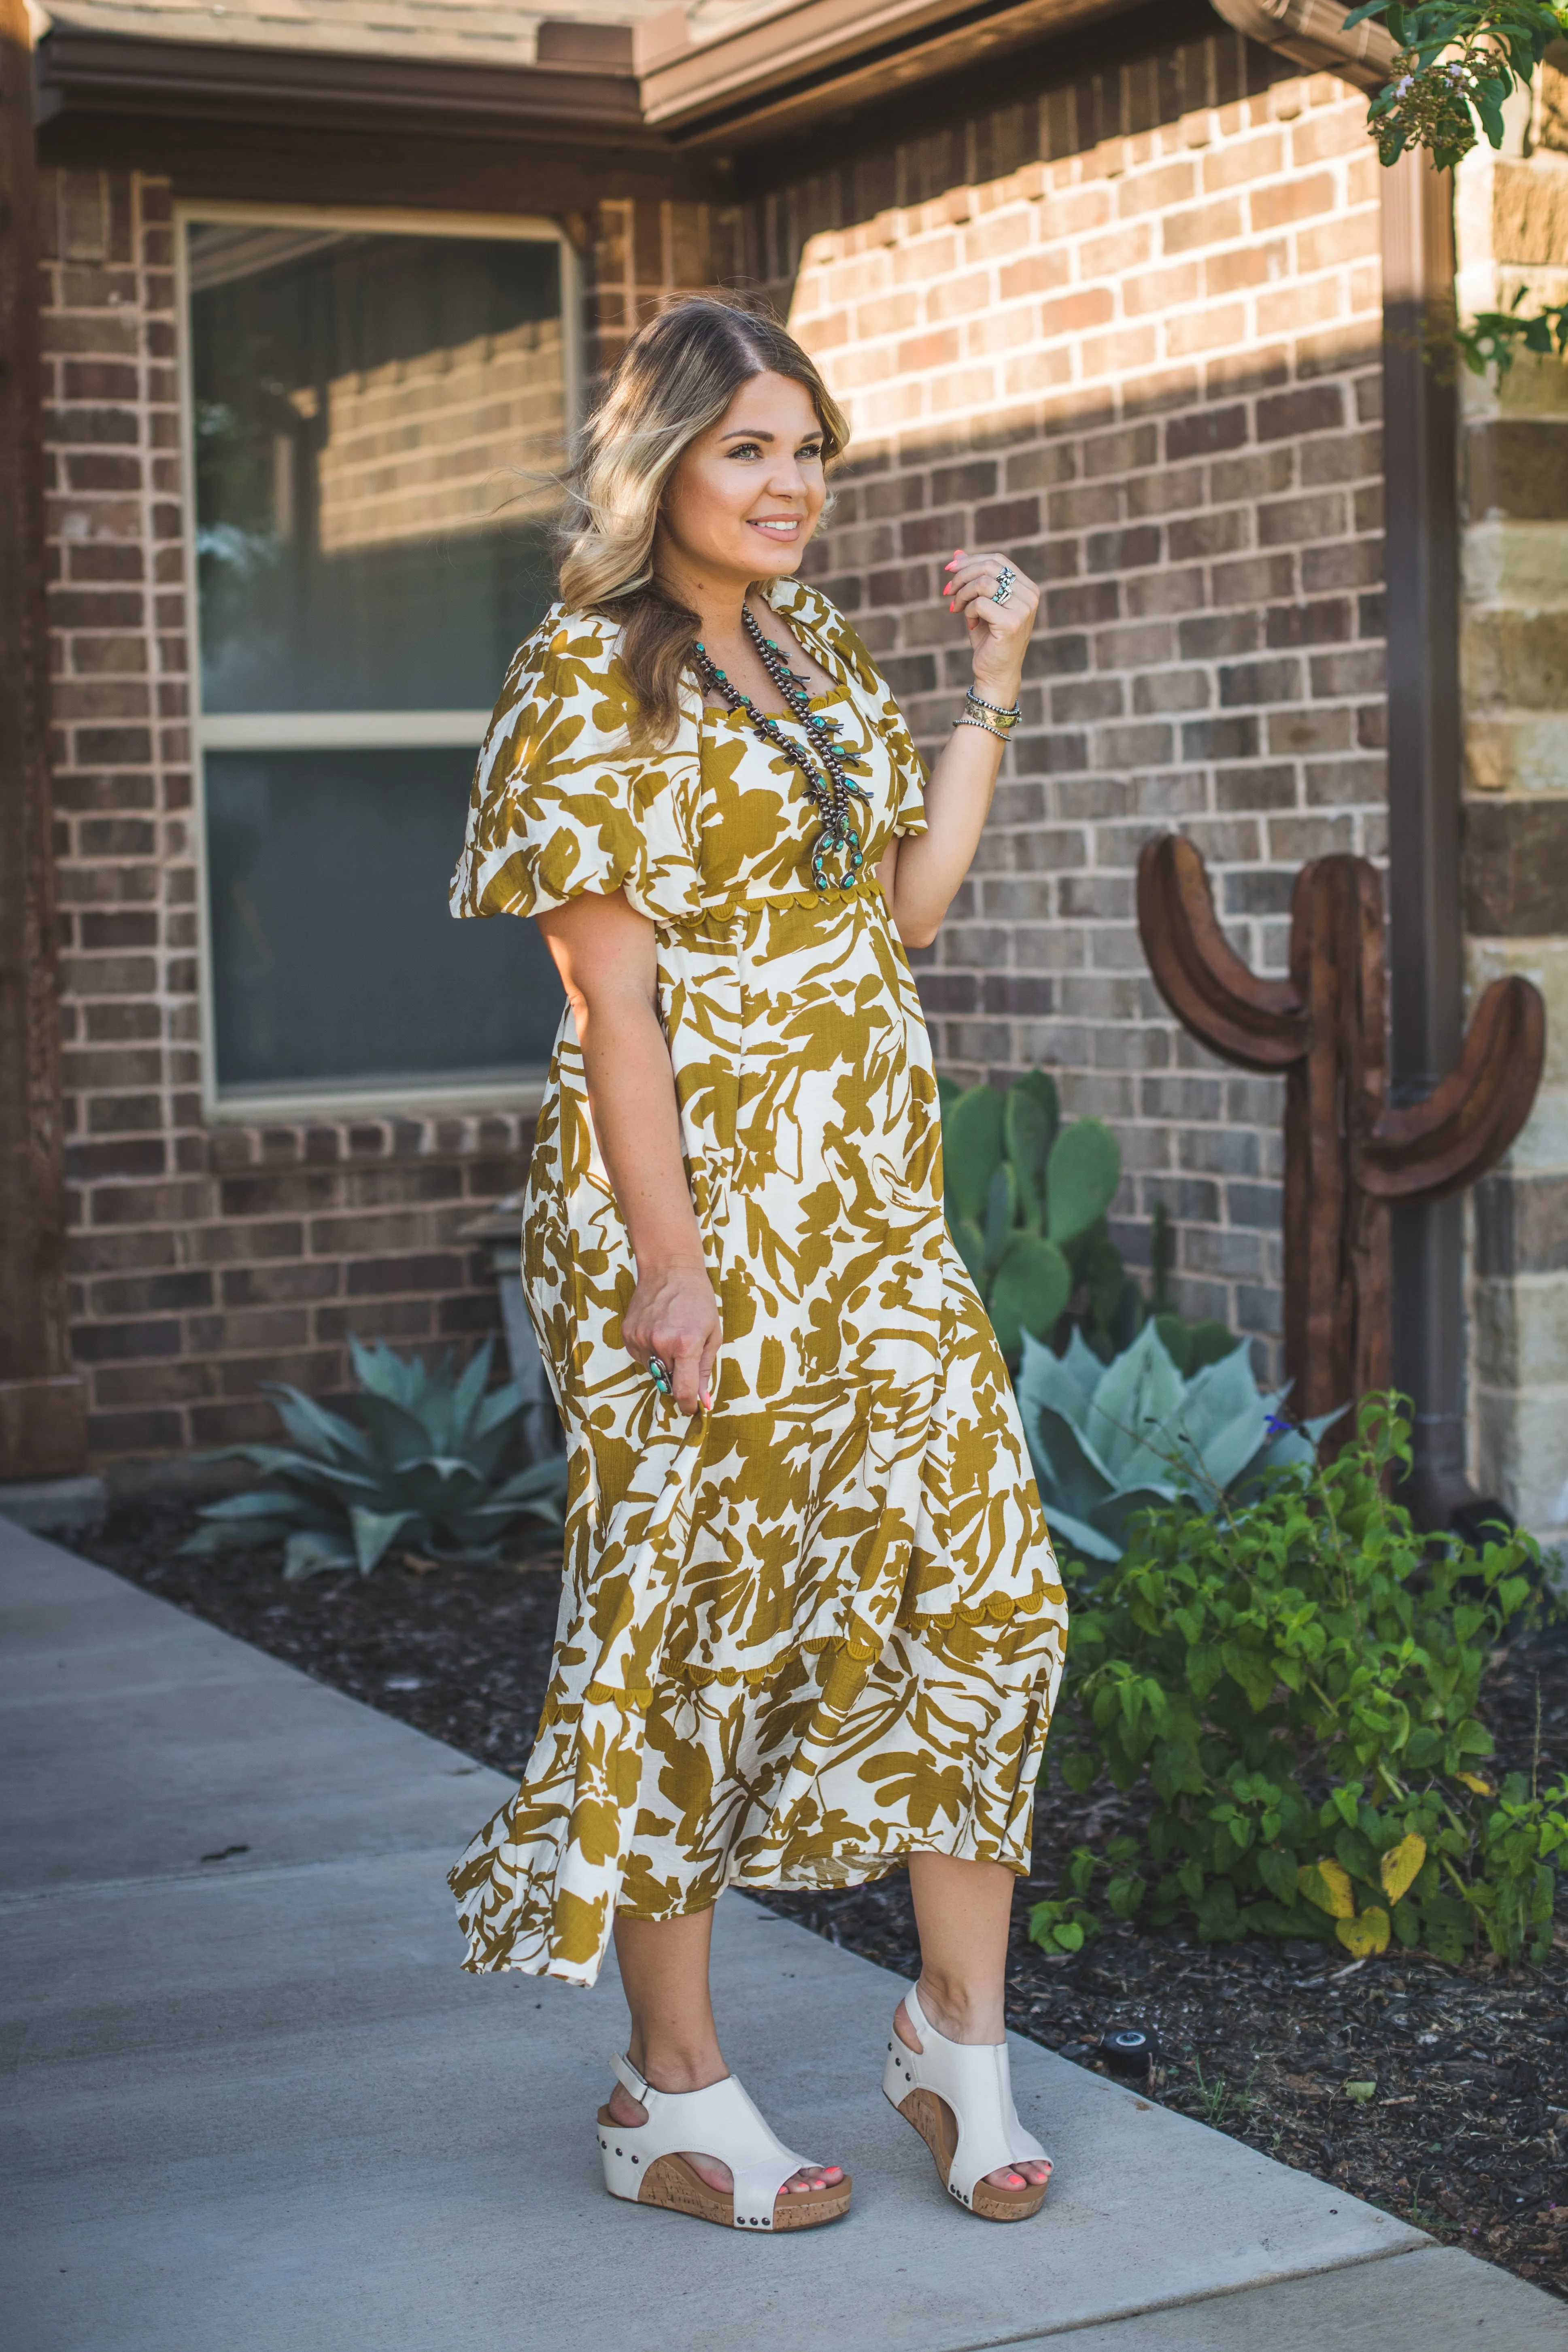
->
<box><xmin>910</xmin><ymin>1973</ymin><xmax>1005</xmax><ymax>2046</ymax></box>
<box><xmin>625</xmin><ymin>2038</ymin><xmax>727</xmax><ymax>2095</ymax></box>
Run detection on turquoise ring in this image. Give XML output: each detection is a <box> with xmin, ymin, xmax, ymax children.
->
<box><xmin>648</xmin><ymin>1353</ymin><xmax>673</xmax><ymax>1396</ymax></box>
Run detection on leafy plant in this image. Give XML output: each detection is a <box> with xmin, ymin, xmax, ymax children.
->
<box><xmin>1346</xmin><ymin>0</ymin><xmax>1568</xmax><ymax>170</ymax></box>
<box><xmin>181</xmin><ymin>1336</ymin><xmax>567</xmax><ymax>1579</ymax></box>
<box><xmin>938</xmin><ymin>1074</ymin><xmax>1156</xmax><ymax>1365</ymax></box>
<box><xmin>1453</xmin><ymin>285</ymin><xmax>1568</xmax><ymax>377</ymax></box>
<box><xmin>1016</xmin><ymin>1320</ymin><xmax>1327</xmax><ymax>1563</ymax></box>
<box><xmin>1028</xmin><ymin>1398</ymin><xmax>1565</xmax><ymax>1967</ymax></box>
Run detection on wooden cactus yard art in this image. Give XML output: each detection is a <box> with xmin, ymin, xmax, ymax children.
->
<box><xmin>1136</xmin><ymin>837</ymin><xmax>1545</xmax><ymax>1430</ymax></box>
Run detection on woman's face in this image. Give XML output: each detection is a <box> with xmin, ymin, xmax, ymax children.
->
<box><xmin>655</xmin><ymin>370</ymin><xmax>828</xmax><ymax>590</ymax></box>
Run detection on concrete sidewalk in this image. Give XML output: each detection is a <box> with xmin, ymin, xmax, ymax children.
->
<box><xmin>2</xmin><ymin>1516</ymin><xmax>1563</xmax><ymax>2352</ymax></box>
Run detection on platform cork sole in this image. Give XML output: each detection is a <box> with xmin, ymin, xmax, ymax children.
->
<box><xmin>891</xmin><ymin>2085</ymin><xmax>1050</xmax><ymax>2222</ymax></box>
<box><xmin>597</xmin><ymin>2108</ymin><xmax>852</xmax><ymax>2231</ymax></box>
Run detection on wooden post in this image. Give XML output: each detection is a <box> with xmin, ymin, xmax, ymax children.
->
<box><xmin>0</xmin><ymin>0</ymin><xmax>87</xmax><ymax>1479</ymax></box>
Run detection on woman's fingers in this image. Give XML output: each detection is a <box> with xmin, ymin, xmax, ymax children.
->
<box><xmin>624</xmin><ymin>1267</ymin><xmax>722</xmax><ymax>1416</ymax></box>
<box><xmin>945</xmin><ymin>549</ymin><xmax>1039</xmax><ymax>616</ymax></box>
<box><xmin>670</xmin><ymin>1332</ymin><xmax>705</xmax><ymax>1415</ymax></box>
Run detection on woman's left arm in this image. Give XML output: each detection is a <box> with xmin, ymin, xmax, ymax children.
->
<box><xmin>877</xmin><ymin>549</ymin><xmax>1039</xmax><ymax>950</ymax></box>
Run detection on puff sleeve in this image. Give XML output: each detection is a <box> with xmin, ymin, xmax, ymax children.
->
<box><xmin>450</xmin><ymin>608</ymin><xmax>702</xmax><ymax>924</ymax></box>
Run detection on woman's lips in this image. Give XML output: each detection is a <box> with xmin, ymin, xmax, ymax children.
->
<box><xmin>750</xmin><ymin>517</ymin><xmax>802</xmax><ymax>537</ymax></box>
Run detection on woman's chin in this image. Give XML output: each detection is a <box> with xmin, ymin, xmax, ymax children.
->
<box><xmin>747</xmin><ymin>542</ymin><xmax>805</xmax><ymax>578</ymax></box>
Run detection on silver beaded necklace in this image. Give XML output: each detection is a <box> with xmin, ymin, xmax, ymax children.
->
<box><xmin>694</xmin><ymin>606</ymin><xmax>871</xmax><ymax>894</ymax></box>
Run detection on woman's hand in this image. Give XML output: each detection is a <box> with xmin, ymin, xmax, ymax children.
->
<box><xmin>623</xmin><ymin>1263</ymin><xmax>721</xmax><ymax>1417</ymax></box>
<box><xmin>944</xmin><ymin>548</ymin><xmax>1040</xmax><ymax>705</ymax></box>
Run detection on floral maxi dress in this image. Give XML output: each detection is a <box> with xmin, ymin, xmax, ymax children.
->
<box><xmin>447</xmin><ymin>578</ymin><xmax>1067</xmax><ymax>1988</ymax></box>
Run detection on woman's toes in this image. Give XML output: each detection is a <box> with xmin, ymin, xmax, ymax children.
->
<box><xmin>785</xmin><ymin>2163</ymin><xmax>842</xmax><ymax>2192</ymax></box>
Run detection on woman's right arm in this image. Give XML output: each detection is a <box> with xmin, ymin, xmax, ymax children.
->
<box><xmin>534</xmin><ymin>888</ymin><xmax>721</xmax><ymax>1416</ymax></box>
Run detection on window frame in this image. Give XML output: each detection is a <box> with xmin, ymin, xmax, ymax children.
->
<box><xmin>175</xmin><ymin>199</ymin><xmax>580</xmax><ymax>1123</ymax></box>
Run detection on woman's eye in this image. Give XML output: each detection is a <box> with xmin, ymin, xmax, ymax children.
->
<box><xmin>728</xmin><ymin>441</ymin><xmax>763</xmax><ymax>459</ymax></box>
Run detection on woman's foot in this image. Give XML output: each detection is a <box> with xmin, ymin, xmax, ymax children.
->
<box><xmin>604</xmin><ymin>2074</ymin><xmax>844</xmax><ymax>2197</ymax></box>
<box><xmin>894</xmin><ymin>1994</ymin><xmax>1052</xmax><ymax>2195</ymax></box>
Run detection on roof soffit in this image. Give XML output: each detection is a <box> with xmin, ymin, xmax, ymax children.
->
<box><xmin>635</xmin><ymin>0</ymin><xmax>1149</xmax><ymax>147</ymax></box>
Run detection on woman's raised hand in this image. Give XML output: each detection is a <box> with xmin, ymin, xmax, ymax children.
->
<box><xmin>945</xmin><ymin>548</ymin><xmax>1039</xmax><ymax>706</ymax></box>
<box><xmin>623</xmin><ymin>1264</ymin><xmax>722</xmax><ymax>1416</ymax></box>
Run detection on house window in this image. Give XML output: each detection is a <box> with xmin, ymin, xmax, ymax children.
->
<box><xmin>180</xmin><ymin>205</ymin><xmax>574</xmax><ymax>1115</ymax></box>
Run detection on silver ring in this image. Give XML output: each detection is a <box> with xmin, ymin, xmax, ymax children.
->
<box><xmin>647</xmin><ymin>1353</ymin><xmax>673</xmax><ymax>1396</ymax></box>
<box><xmin>992</xmin><ymin>565</ymin><xmax>1016</xmax><ymax>607</ymax></box>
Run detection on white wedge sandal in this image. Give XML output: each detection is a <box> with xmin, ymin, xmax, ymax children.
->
<box><xmin>597</xmin><ymin>2053</ymin><xmax>852</xmax><ymax>2232</ymax></box>
<box><xmin>883</xmin><ymin>1983</ymin><xmax>1053</xmax><ymax>2222</ymax></box>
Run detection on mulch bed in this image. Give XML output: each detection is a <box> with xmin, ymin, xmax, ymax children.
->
<box><xmin>74</xmin><ymin>1498</ymin><xmax>1568</xmax><ymax>2301</ymax></box>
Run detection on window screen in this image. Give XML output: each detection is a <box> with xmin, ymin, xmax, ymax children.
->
<box><xmin>186</xmin><ymin>217</ymin><xmax>567</xmax><ymax>1100</ymax></box>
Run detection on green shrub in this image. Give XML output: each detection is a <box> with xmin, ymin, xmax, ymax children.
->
<box><xmin>181</xmin><ymin>1336</ymin><xmax>567</xmax><ymax>1579</ymax></box>
<box><xmin>1029</xmin><ymin>1399</ymin><xmax>1565</xmax><ymax>1966</ymax></box>
<box><xmin>1017</xmin><ymin>1321</ymin><xmax>1330</xmax><ymax>1564</ymax></box>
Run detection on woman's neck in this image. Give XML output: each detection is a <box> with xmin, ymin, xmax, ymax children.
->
<box><xmin>652</xmin><ymin>546</ymin><xmax>760</xmax><ymax>649</ymax></box>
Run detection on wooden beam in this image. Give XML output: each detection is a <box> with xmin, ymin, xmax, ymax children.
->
<box><xmin>0</xmin><ymin>0</ymin><xmax>86</xmax><ymax>1478</ymax></box>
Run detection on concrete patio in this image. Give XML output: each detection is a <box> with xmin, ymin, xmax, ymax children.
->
<box><xmin>2</xmin><ymin>1513</ymin><xmax>1564</xmax><ymax>2352</ymax></box>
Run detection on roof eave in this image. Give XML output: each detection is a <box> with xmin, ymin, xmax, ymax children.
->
<box><xmin>34</xmin><ymin>24</ymin><xmax>652</xmax><ymax>145</ymax></box>
<box><xmin>634</xmin><ymin>0</ymin><xmax>1150</xmax><ymax>151</ymax></box>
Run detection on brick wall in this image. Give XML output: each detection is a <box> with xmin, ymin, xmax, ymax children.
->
<box><xmin>40</xmin><ymin>166</ymin><xmax>531</xmax><ymax>1464</ymax></box>
<box><xmin>759</xmin><ymin>21</ymin><xmax>1388</xmax><ymax>1366</ymax></box>
<box><xmin>39</xmin><ymin>168</ymin><xmax>747</xmax><ymax>1469</ymax></box>
<box><xmin>40</xmin><ymin>43</ymin><xmax>1390</xmax><ymax>1464</ymax></box>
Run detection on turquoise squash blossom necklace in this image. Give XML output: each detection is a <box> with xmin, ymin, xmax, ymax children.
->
<box><xmin>694</xmin><ymin>606</ymin><xmax>872</xmax><ymax>894</ymax></box>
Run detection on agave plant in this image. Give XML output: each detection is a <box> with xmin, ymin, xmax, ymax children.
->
<box><xmin>939</xmin><ymin>1073</ymin><xmax>1145</xmax><ymax>1364</ymax></box>
<box><xmin>181</xmin><ymin>1336</ymin><xmax>567</xmax><ymax>1579</ymax></box>
<box><xmin>1016</xmin><ymin>1320</ymin><xmax>1336</xmax><ymax>1563</ymax></box>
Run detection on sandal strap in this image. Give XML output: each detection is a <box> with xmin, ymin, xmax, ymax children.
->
<box><xmin>607</xmin><ymin>2057</ymin><xmax>808</xmax><ymax>2230</ymax></box>
<box><xmin>902</xmin><ymin>1985</ymin><xmax>1049</xmax><ymax>2206</ymax></box>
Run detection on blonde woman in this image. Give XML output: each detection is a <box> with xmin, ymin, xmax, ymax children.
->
<box><xmin>450</xmin><ymin>297</ymin><xmax>1066</xmax><ymax>2232</ymax></box>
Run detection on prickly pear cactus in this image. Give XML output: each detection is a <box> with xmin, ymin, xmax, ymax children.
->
<box><xmin>939</xmin><ymin>1072</ymin><xmax>1136</xmax><ymax>1366</ymax></box>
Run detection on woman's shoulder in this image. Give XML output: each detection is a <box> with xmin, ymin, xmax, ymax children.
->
<box><xmin>497</xmin><ymin>601</ymin><xmax>623</xmax><ymax>700</ymax></box>
<box><xmin>486</xmin><ymin>601</ymin><xmax>643</xmax><ymax>753</ymax></box>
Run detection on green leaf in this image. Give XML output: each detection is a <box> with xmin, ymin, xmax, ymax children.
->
<box><xmin>943</xmin><ymin>1085</ymin><xmax>1005</xmax><ymax>1223</ymax></box>
<box><xmin>989</xmin><ymin>1235</ymin><xmax>1073</xmax><ymax>1362</ymax></box>
<box><xmin>953</xmin><ymin>1215</ymin><xmax>988</xmax><ymax>1289</ymax></box>
<box><xmin>283</xmin><ymin>1530</ymin><xmax>356</xmax><ymax>1581</ymax></box>
<box><xmin>1046</xmin><ymin>1118</ymin><xmax>1121</xmax><ymax>1245</ymax></box>
<box><xmin>1004</xmin><ymin>1083</ymin><xmax>1053</xmax><ymax>1229</ymax></box>
<box><xmin>349</xmin><ymin>1506</ymin><xmax>418</xmax><ymax>1575</ymax></box>
<box><xmin>1155</xmin><ymin>1312</ymin><xmax>1192</xmax><ymax>1375</ymax></box>
<box><xmin>984</xmin><ymin>1160</ymin><xmax>1020</xmax><ymax>1272</ymax></box>
<box><xmin>1258</xmin><ymin>1846</ymin><xmax>1300</xmax><ymax>1906</ymax></box>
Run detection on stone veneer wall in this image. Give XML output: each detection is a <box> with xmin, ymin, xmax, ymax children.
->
<box><xmin>758</xmin><ymin>15</ymin><xmax>1387</xmax><ymax>1366</ymax></box>
<box><xmin>1457</xmin><ymin>57</ymin><xmax>1568</xmax><ymax>1547</ymax></box>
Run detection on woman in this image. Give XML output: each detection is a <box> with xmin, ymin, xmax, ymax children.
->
<box><xmin>450</xmin><ymin>296</ymin><xmax>1067</xmax><ymax>2233</ymax></box>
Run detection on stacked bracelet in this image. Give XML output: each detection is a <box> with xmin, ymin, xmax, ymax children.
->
<box><xmin>954</xmin><ymin>687</ymin><xmax>1023</xmax><ymax>741</ymax></box>
<box><xmin>966</xmin><ymin>688</ymin><xmax>1022</xmax><ymax>726</ymax></box>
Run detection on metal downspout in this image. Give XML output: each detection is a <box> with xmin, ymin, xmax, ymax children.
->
<box><xmin>1379</xmin><ymin>155</ymin><xmax>1480</xmax><ymax>1528</ymax></box>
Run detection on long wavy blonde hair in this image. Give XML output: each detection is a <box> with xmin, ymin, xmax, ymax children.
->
<box><xmin>556</xmin><ymin>295</ymin><xmax>849</xmax><ymax>748</ymax></box>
